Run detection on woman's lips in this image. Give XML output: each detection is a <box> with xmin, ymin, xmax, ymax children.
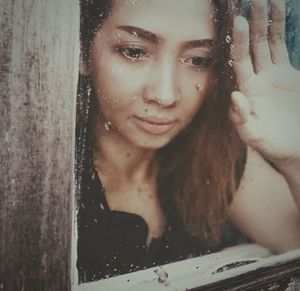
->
<box><xmin>133</xmin><ymin>116</ymin><xmax>175</xmax><ymax>135</ymax></box>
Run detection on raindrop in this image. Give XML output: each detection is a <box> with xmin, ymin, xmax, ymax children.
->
<box><xmin>196</xmin><ymin>84</ymin><xmax>202</xmax><ymax>91</ymax></box>
<box><xmin>228</xmin><ymin>60</ymin><xmax>234</xmax><ymax>67</ymax></box>
<box><xmin>155</xmin><ymin>267</ymin><xmax>168</xmax><ymax>283</ymax></box>
<box><xmin>87</xmin><ymin>85</ymin><xmax>92</xmax><ymax>96</ymax></box>
<box><xmin>99</xmin><ymin>203</ymin><xmax>104</xmax><ymax>210</ymax></box>
<box><xmin>104</xmin><ymin>121</ymin><xmax>112</xmax><ymax>131</ymax></box>
<box><xmin>132</xmin><ymin>31</ymin><xmax>138</xmax><ymax>37</ymax></box>
<box><xmin>225</xmin><ymin>35</ymin><xmax>231</xmax><ymax>44</ymax></box>
<box><xmin>94</xmin><ymin>218</ymin><xmax>98</xmax><ymax>223</ymax></box>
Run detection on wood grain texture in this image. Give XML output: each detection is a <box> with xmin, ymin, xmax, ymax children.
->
<box><xmin>0</xmin><ymin>0</ymin><xmax>80</xmax><ymax>290</ymax></box>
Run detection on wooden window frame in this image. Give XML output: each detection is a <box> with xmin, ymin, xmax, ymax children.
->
<box><xmin>72</xmin><ymin>244</ymin><xmax>300</xmax><ymax>290</ymax></box>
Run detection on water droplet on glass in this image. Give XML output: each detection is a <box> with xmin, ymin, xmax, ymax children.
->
<box><xmin>178</xmin><ymin>58</ymin><xmax>185</xmax><ymax>64</ymax></box>
<box><xmin>87</xmin><ymin>86</ymin><xmax>92</xmax><ymax>96</ymax></box>
<box><xmin>228</xmin><ymin>60</ymin><xmax>234</xmax><ymax>67</ymax></box>
<box><xmin>104</xmin><ymin>121</ymin><xmax>112</xmax><ymax>131</ymax></box>
<box><xmin>196</xmin><ymin>84</ymin><xmax>202</xmax><ymax>91</ymax></box>
<box><xmin>225</xmin><ymin>35</ymin><xmax>231</xmax><ymax>43</ymax></box>
<box><xmin>155</xmin><ymin>267</ymin><xmax>169</xmax><ymax>283</ymax></box>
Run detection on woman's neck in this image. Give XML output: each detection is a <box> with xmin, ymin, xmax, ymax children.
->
<box><xmin>92</xmin><ymin>118</ymin><xmax>158</xmax><ymax>186</ymax></box>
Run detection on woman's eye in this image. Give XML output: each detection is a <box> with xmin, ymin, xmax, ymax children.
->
<box><xmin>119</xmin><ymin>47</ymin><xmax>149</xmax><ymax>61</ymax></box>
<box><xmin>184</xmin><ymin>56</ymin><xmax>213</xmax><ymax>69</ymax></box>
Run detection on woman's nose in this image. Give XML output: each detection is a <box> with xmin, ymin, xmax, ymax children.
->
<box><xmin>143</xmin><ymin>59</ymin><xmax>178</xmax><ymax>107</ymax></box>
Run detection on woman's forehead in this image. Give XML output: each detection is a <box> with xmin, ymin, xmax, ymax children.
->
<box><xmin>106</xmin><ymin>0</ymin><xmax>216</xmax><ymax>41</ymax></box>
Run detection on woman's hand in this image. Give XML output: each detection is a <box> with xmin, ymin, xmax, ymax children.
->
<box><xmin>230</xmin><ymin>0</ymin><xmax>300</xmax><ymax>167</ymax></box>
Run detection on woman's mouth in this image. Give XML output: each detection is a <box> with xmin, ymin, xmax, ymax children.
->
<box><xmin>133</xmin><ymin>116</ymin><xmax>176</xmax><ymax>135</ymax></box>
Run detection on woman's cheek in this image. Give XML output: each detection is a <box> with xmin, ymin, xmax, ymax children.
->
<box><xmin>97</xmin><ymin>57</ymin><xmax>147</xmax><ymax>107</ymax></box>
<box><xmin>179</xmin><ymin>70</ymin><xmax>211</xmax><ymax>109</ymax></box>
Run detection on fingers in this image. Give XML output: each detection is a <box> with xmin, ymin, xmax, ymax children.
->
<box><xmin>232</xmin><ymin>0</ymin><xmax>290</xmax><ymax>88</ymax></box>
<box><xmin>250</xmin><ymin>0</ymin><xmax>272</xmax><ymax>72</ymax></box>
<box><xmin>269</xmin><ymin>0</ymin><xmax>289</xmax><ymax>64</ymax></box>
<box><xmin>232</xmin><ymin>16</ymin><xmax>255</xmax><ymax>93</ymax></box>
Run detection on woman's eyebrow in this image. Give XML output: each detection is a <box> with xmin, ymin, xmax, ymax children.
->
<box><xmin>182</xmin><ymin>39</ymin><xmax>215</xmax><ymax>50</ymax></box>
<box><xmin>116</xmin><ymin>25</ymin><xmax>215</xmax><ymax>50</ymax></box>
<box><xmin>117</xmin><ymin>25</ymin><xmax>160</xmax><ymax>43</ymax></box>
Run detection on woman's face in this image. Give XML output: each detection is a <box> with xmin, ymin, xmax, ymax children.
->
<box><xmin>88</xmin><ymin>0</ymin><xmax>216</xmax><ymax>149</ymax></box>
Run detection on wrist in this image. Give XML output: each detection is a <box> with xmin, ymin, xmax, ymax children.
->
<box><xmin>274</xmin><ymin>156</ymin><xmax>300</xmax><ymax>186</ymax></box>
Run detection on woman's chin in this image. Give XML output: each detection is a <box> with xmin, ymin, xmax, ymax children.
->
<box><xmin>130</xmin><ymin>135</ymin><xmax>174</xmax><ymax>150</ymax></box>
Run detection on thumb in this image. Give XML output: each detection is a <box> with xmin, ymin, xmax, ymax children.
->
<box><xmin>229</xmin><ymin>91</ymin><xmax>251</xmax><ymax>126</ymax></box>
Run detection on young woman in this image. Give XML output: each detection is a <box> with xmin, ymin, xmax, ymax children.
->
<box><xmin>76</xmin><ymin>0</ymin><xmax>300</xmax><ymax>283</ymax></box>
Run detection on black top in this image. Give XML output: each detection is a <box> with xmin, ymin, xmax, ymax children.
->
<box><xmin>75</xmin><ymin>105</ymin><xmax>249</xmax><ymax>283</ymax></box>
<box><xmin>76</xmin><ymin>160</ymin><xmax>249</xmax><ymax>283</ymax></box>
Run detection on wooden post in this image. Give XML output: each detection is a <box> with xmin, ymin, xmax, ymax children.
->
<box><xmin>0</xmin><ymin>0</ymin><xmax>79</xmax><ymax>290</ymax></box>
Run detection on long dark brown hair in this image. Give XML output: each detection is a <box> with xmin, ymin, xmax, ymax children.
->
<box><xmin>77</xmin><ymin>0</ymin><xmax>246</xmax><ymax>243</ymax></box>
